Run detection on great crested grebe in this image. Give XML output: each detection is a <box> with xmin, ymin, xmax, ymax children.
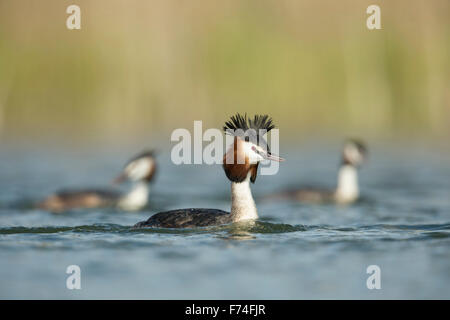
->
<box><xmin>37</xmin><ymin>151</ymin><xmax>156</xmax><ymax>212</ymax></box>
<box><xmin>270</xmin><ymin>139</ymin><xmax>367</xmax><ymax>204</ymax></box>
<box><xmin>134</xmin><ymin>114</ymin><xmax>284</xmax><ymax>228</ymax></box>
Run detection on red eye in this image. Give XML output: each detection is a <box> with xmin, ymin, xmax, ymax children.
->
<box><xmin>251</xmin><ymin>146</ymin><xmax>262</xmax><ymax>155</ymax></box>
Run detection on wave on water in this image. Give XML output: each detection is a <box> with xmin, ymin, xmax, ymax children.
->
<box><xmin>0</xmin><ymin>224</ymin><xmax>128</xmax><ymax>235</ymax></box>
<box><xmin>1</xmin><ymin>221</ymin><xmax>449</xmax><ymax>239</ymax></box>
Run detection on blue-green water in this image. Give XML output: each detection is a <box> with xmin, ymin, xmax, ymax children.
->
<box><xmin>1</xmin><ymin>144</ymin><xmax>449</xmax><ymax>299</ymax></box>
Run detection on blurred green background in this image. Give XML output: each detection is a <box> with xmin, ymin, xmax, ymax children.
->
<box><xmin>0</xmin><ymin>0</ymin><xmax>449</xmax><ymax>147</ymax></box>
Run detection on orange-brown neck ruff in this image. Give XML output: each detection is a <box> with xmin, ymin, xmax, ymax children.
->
<box><xmin>223</xmin><ymin>138</ymin><xmax>258</xmax><ymax>183</ymax></box>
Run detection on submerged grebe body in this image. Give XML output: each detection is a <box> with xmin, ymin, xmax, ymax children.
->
<box><xmin>37</xmin><ymin>151</ymin><xmax>156</xmax><ymax>212</ymax></box>
<box><xmin>134</xmin><ymin>114</ymin><xmax>284</xmax><ymax>228</ymax></box>
<box><xmin>276</xmin><ymin>140</ymin><xmax>367</xmax><ymax>204</ymax></box>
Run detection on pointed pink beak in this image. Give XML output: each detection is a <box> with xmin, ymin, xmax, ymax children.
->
<box><xmin>111</xmin><ymin>172</ymin><xmax>127</xmax><ymax>185</ymax></box>
<box><xmin>264</xmin><ymin>152</ymin><xmax>285</xmax><ymax>162</ymax></box>
<box><xmin>251</xmin><ymin>146</ymin><xmax>285</xmax><ymax>162</ymax></box>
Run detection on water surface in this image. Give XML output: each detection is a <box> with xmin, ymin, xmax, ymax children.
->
<box><xmin>1</xmin><ymin>144</ymin><xmax>449</xmax><ymax>299</ymax></box>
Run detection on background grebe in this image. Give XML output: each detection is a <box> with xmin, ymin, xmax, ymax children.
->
<box><xmin>37</xmin><ymin>150</ymin><xmax>156</xmax><ymax>212</ymax></box>
<box><xmin>268</xmin><ymin>139</ymin><xmax>367</xmax><ymax>204</ymax></box>
<box><xmin>134</xmin><ymin>114</ymin><xmax>284</xmax><ymax>228</ymax></box>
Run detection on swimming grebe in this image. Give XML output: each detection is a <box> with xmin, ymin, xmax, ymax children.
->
<box><xmin>272</xmin><ymin>139</ymin><xmax>367</xmax><ymax>204</ymax></box>
<box><xmin>134</xmin><ymin>114</ymin><xmax>284</xmax><ymax>228</ymax></box>
<box><xmin>37</xmin><ymin>150</ymin><xmax>156</xmax><ymax>212</ymax></box>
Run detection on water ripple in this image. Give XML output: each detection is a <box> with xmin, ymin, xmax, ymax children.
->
<box><xmin>1</xmin><ymin>221</ymin><xmax>449</xmax><ymax>239</ymax></box>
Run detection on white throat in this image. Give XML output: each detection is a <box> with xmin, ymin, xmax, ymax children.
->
<box><xmin>334</xmin><ymin>165</ymin><xmax>359</xmax><ymax>203</ymax></box>
<box><xmin>118</xmin><ymin>181</ymin><xmax>149</xmax><ymax>211</ymax></box>
<box><xmin>230</xmin><ymin>173</ymin><xmax>258</xmax><ymax>222</ymax></box>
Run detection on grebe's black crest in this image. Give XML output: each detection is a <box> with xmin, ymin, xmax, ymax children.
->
<box><xmin>224</xmin><ymin>113</ymin><xmax>275</xmax><ymax>135</ymax></box>
<box><xmin>346</xmin><ymin>139</ymin><xmax>368</xmax><ymax>155</ymax></box>
<box><xmin>125</xmin><ymin>150</ymin><xmax>156</xmax><ymax>165</ymax></box>
<box><xmin>223</xmin><ymin>114</ymin><xmax>276</xmax><ymax>150</ymax></box>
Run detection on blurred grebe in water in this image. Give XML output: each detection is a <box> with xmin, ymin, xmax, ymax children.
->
<box><xmin>134</xmin><ymin>114</ymin><xmax>284</xmax><ymax>228</ymax></box>
<box><xmin>37</xmin><ymin>151</ymin><xmax>156</xmax><ymax>212</ymax></box>
<box><xmin>268</xmin><ymin>139</ymin><xmax>367</xmax><ymax>204</ymax></box>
